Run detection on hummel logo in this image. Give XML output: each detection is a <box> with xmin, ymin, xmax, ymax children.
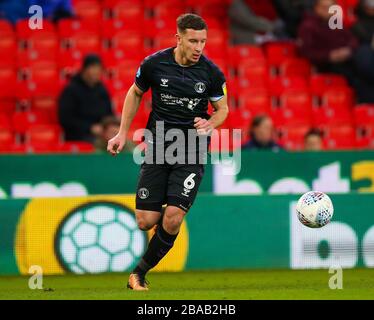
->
<box><xmin>160</xmin><ymin>78</ymin><xmax>169</xmax><ymax>87</ymax></box>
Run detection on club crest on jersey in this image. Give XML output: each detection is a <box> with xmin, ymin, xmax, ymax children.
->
<box><xmin>138</xmin><ymin>188</ymin><xmax>149</xmax><ymax>199</ymax></box>
<box><xmin>194</xmin><ymin>82</ymin><xmax>206</xmax><ymax>93</ymax></box>
<box><xmin>160</xmin><ymin>78</ymin><xmax>169</xmax><ymax>87</ymax></box>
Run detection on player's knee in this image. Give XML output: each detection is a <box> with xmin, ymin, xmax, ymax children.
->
<box><xmin>163</xmin><ymin>207</ymin><xmax>186</xmax><ymax>232</ymax></box>
<box><xmin>136</xmin><ymin>216</ymin><xmax>154</xmax><ymax>231</ymax></box>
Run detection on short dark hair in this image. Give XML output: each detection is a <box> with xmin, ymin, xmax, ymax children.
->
<box><xmin>304</xmin><ymin>128</ymin><xmax>323</xmax><ymax>140</ymax></box>
<box><xmin>251</xmin><ymin>114</ymin><xmax>271</xmax><ymax>129</ymax></box>
<box><xmin>82</xmin><ymin>54</ymin><xmax>102</xmax><ymax>70</ymax></box>
<box><xmin>177</xmin><ymin>13</ymin><xmax>207</xmax><ymax>33</ymax></box>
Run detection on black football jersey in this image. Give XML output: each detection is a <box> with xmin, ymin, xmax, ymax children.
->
<box><xmin>135</xmin><ymin>47</ymin><xmax>226</xmax><ymax>133</ymax></box>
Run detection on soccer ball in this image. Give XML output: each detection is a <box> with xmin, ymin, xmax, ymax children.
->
<box><xmin>295</xmin><ymin>191</ymin><xmax>334</xmax><ymax>228</ymax></box>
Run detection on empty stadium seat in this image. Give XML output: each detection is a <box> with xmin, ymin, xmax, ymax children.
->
<box><xmin>279</xmin><ymin>58</ymin><xmax>312</xmax><ymax>78</ymax></box>
<box><xmin>0</xmin><ymin>125</ymin><xmax>14</xmax><ymax>151</ymax></box>
<box><xmin>228</xmin><ymin>45</ymin><xmax>264</xmax><ymax>67</ymax></box>
<box><xmin>237</xmin><ymin>88</ymin><xmax>271</xmax><ymax>115</ymax></box>
<box><xmin>265</xmin><ymin>42</ymin><xmax>297</xmax><ymax>67</ymax></box>
<box><xmin>74</xmin><ymin>0</ymin><xmax>101</xmax><ymax>21</ymax></box>
<box><xmin>103</xmin><ymin>0</ymin><xmax>143</xmax><ymax>20</ymax></box>
<box><xmin>276</xmin><ymin>125</ymin><xmax>310</xmax><ymax>151</ymax></box>
<box><xmin>237</xmin><ymin>58</ymin><xmax>268</xmax><ymax>80</ymax></box>
<box><xmin>312</xmin><ymin>105</ymin><xmax>352</xmax><ymax>126</ymax></box>
<box><xmin>310</xmin><ymin>74</ymin><xmax>348</xmax><ymax>96</ymax></box>
<box><xmin>269</xmin><ymin>76</ymin><xmax>308</xmax><ymax>96</ymax></box>
<box><xmin>353</xmin><ymin>104</ymin><xmax>374</xmax><ymax>126</ymax></box>
<box><xmin>58</xmin><ymin>19</ymin><xmax>99</xmax><ymax>38</ymax></box>
<box><xmin>321</xmin><ymin>88</ymin><xmax>354</xmax><ymax>109</ymax></box>
<box><xmin>355</xmin><ymin>125</ymin><xmax>374</xmax><ymax>149</ymax></box>
<box><xmin>12</xmin><ymin>111</ymin><xmax>52</xmax><ymax>134</ymax></box>
<box><xmin>0</xmin><ymin>66</ymin><xmax>16</xmax><ymax>98</ymax></box>
<box><xmin>323</xmin><ymin>125</ymin><xmax>355</xmax><ymax>150</ymax></box>
<box><xmin>15</xmin><ymin>19</ymin><xmax>55</xmax><ymax>40</ymax></box>
<box><xmin>25</xmin><ymin>124</ymin><xmax>62</xmax><ymax>152</ymax></box>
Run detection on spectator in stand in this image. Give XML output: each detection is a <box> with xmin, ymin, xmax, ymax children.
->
<box><xmin>58</xmin><ymin>54</ymin><xmax>114</xmax><ymax>144</ymax></box>
<box><xmin>94</xmin><ymin>116</ymin><xmax>135</xmax><ymax>153</ymax></box>
<box><xmin>352</xmin><ymin>0</ymin><xmax>374</xmax><ymax>45</ymax></box>
<box><xmin>272</xmin><ymin>0</ymin><xmax>315</xmax><ymax>38</ymax></box>
<box><xmin>297</xmin><ymin>0</ymin><xmax>374</xmax><ymax>103</ymax></box>
<box><xmin>229</xmin><ymin>0</ymin><xmax>285</xmax><ymax>44</ymax></box>
<box><xmin>351</xmin><ymin>0</ymin><xmax>374</xmax><ymax>101</ymax></box>
<box><xmin>304</xmin><ymin>128</ymin><xmax>323</xmax><ymax>151</ymax></box>
<box><xmin>297</xmin><ymin>0</ymin><xmax>358</xmax><ymax>77</ymax></box>
<box><xmin>242</xmin><ymin>114</ymin><xmax>283</xmax><ymax>151</ymax></box>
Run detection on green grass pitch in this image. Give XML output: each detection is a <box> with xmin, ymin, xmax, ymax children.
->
<box><xmin>0</xmin><ymin>269</ymin><xmax>373</xmax><ymax>300</ymax></box>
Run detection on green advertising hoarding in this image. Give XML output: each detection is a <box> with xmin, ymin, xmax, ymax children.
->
<box><xmin>1</xmin><ymin>193</ymin><xmax>374</xmax><ymax>276</ymax></box>
<box><xmin>0</xmin><ymin>151</ymin><xmax>373</xmax><ymax>199</ymax></box>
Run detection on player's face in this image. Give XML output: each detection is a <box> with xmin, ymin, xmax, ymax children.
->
<box><xmin>178</xmin><ymin>29</ymin><xmax>207</xmax><ymax>64</ymax></box>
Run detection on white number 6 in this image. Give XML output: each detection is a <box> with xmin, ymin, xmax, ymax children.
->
<box><xmin>184</xmin><ymin>173</ymin><xmax>196</xmax><ymax>190</ymax></box>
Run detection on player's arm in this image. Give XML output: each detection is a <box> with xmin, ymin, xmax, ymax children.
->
<box><xmin>194</xmin><ymin>95</ymin><xmax>229</xmax><ymax>135</ymax></box>
<box><xmin>107</xmin><ymin>84</ymin><xmax>144</xmax><ymax>155</ymax></box>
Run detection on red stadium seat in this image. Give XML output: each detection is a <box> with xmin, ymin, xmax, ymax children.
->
<box><xmin>269</xmin><ymin>76</ymin><xmax>308</xmax><ymax>96</ymax></box>
<box><xmin>110</xmin><ymin>30</ymin><xmax>145</xmax><ymax>53</ymax></box>
<box><xmin>17</xmin><ymin>31</ymin><xmax>58</xmax><ymax>67</ymax></box>
<box><xmin>0</xmin><ymin>125</ymin><xmax>14</xmax><ymax>151</ymax></box>
<box><xmin>103</xmin><ymin>0</ymin><xmax>143</xmax><ymax>20</ymax></box>
<box><xmin>101</xmin><ymin>49</ymin><xmax>142</xmax><ymax>70</ymax></box>
<box><xmin>323</xmin><ymin>125</ymin><xmax>355</xmax><ymax>150</ymax></box>
<box><xmin>12</xmin><ymin>111</ymin><xmax>52</xmax><ymax>134</ymax></box>
<box><xmin>144</xmin><ymin>18</ymin><xmax>176</xmax><ymax>38</ymax></box>
<box><xmin>276</xmin><ymin>125</ymin><xmax>310</xmax><ymax>151</ymax></box>
<box><xmin>280</xmin><ymin>89</ymin><xmax>312</xmax><ymax>109</ymax></box>
<box><xmin>272</xmin><ymin>105</ymin><xmax>312</xmax><ymax>127</ymax></box>
<box><xmin>32</xmin><ymin>96</ymin><xmax>58</xmax><ymax>123</ymax></box>
<box><xmin>148</xmin><ymin>0</ymin><xmax>185</xmax><ymax>19</ymax></box>
<box><xmin>74</xmin><ymin>0</ymin><xmax>101</xmax><ymax>21</ymax></box>
<box><xmin>0</xmin><ymin>98</ymin><xmax>16</xmax><ymax>114</ymax></box>
<box><xmin>228</xmin><ymin>45</ymin><xmax>264</xmax><ymax>67</ymax></box>
<box><xmin>321</xmin><ymin>88</ymin><xmax>354</xmax><ymax>109</ymax></box>
<box><xmin>0</xmin><ymin>32</ymin><xmax>16</xmax><ymax>65</ymax></box>
<box><xmin>101</xmin><ymin>19</ymin><xmax>143</xmax><ymax>39</ymax></box>
<box><xmin>0</xmin><ymin>19</ymin><xmax>13</xmax><ymax>33</ymax></box>
<box><xmin>279</xmin><ymin>58</ymin><xmax>312</xmax><ymax>78</ymax></box>
<box><xmin>67</xmin><ymin>32</ymin><xmax>101</xmax><ymax>54</ymax></box>
<box><xmin>0</xmin><ymin>113</ymin><xmax>11</xmax><ymax>127</ymax></box>
<box><xmin>237</xmin><ymin>58</ymin><xmax>268</xmax><ymax>80</ymax></box>
<box><xmin>0</xmin><ymin>66</ymin><xmax>16</xmax><ymax>98</ymax></box>
<box><xmin>58</xmin><ymin>19</ymin><xmax>99</xmax><ymax>38</ymax></box>
<box><xmin>353</xmin><ymin>104</ymin><xmax>374</xmax><ymax>126</ymax></box>
<box><xmin>16</xmin><ymin>19</ymin><xmax>55</xmax><ymax>40</ymax></box>
<box><xmin>310</xmin><ymin>74</ymin><xmax>348</xmax><ymax>96</ymax></box>
<box><xmin>313</xmin><ymin>105</ymin><xmax>352</xmax><ymax>126</ymax></box>
<box><xmin>25</xmin><ymin>124</ymin><xmax>62</xmax><ymax>151</ymax></box>
<box><xmin>265</xmin><ymin>42</ymin><xmax>297</xmax><ymax>66</ymax></box>
<box><xmin>57</xmin><ymin>141</ymin><xmax>95</xmax><ymax>153</ymax></box>
<box><xmin>356</xmin><ymin>125</ymin><xmax>374</xmax><ymax>149</ymax></box>
<box><xmin>237</xmin><ymin>88</ymin><xmax>271</xmax><ymax>115</ymax></box>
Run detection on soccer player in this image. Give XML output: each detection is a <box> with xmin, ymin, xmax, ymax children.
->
<box><xmin>107</xmin><ymin>13</ymin><xmax>229</xmax><ymax>291</ymax></box>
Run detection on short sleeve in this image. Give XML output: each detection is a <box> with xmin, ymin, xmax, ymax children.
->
<box><xmin>134</xmin><ymin>57</ymin><xmax>152</xmax><ymax>92</ymax></box>
<box><xmin>209</xmin><ymin>66</ymin><xmax>227</xmax><ymax>102</ymax></box>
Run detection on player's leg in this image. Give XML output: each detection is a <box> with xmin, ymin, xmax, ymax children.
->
<box><xmin>129</xmin><ymin>164</ymin><xmax>204</xmax><ymax>287</ymax></box>
<box><xmin>128</xmin><ymin>163</ymin><xmax>168</xmax><ymax>291</ymax></box>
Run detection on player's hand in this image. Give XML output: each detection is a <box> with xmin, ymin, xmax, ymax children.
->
<box><xmin>107</xmin><ymin>133</ymin><xmax>126</xmax><ymax>156</ymax></box>
<box><xmin>194</xmin><ymin>117</ymin><xmax>213</xmax><ymax>136</ymax></box>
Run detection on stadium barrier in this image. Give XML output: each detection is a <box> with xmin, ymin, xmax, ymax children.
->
<box><xmin>1</xmin><ymin>193</ymin><xmax>374</xmax><ymax>276</ymax></box>
<box><xmin>0</xmin><ymin>151</ymin><xmax>373</xmax><ymax>199</ymax></box>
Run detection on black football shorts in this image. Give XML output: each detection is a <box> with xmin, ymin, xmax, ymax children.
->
<box><xmin>135</xmin><ymin>162</ymin><xmax>205</xmax><ymax>213</ymax></box>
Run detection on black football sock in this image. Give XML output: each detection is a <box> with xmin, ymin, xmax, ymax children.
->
<box><xmin>133</xmin><ymin>223</ymin><xmax>178</xmax><ymax>276</ymax></box>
